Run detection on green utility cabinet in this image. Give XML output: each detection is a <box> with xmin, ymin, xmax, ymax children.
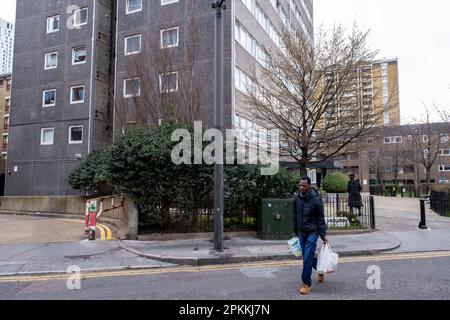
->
<box><xmin>258</xmin><ymin>198</ymin><xmax>295</xmax><ymax>240</ymax></box>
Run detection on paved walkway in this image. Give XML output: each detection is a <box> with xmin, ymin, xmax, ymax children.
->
<box><xmin>0</xmin><ymin>231</ymin><xmax>399</xmax><ymax>276</ymax></box>
<box><xmin>0</xmin><ymin>196</ymin><xmax>449</xmax><ymax>276</ymax></box>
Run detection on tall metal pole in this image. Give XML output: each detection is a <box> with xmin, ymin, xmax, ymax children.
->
<box><xmin>213</xmin><ymin>0</ymin><xmax>225</xmax><ymax>251</ymax></box>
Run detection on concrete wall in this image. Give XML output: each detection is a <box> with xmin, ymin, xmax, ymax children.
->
<box><xmin>0</xmin><ymin>196</ymin><xmax>87</xmax><ymax>215</ymax></box>
<box><xmin>114</xmin><ymin>0</ymin><xmax>233</xmax><ymax>131</ymax></box>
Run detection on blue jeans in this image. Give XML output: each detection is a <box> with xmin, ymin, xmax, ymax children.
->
<box><xmin>300</xmin><ymin>232</ymin><xmax>319</xmax><ymax>287</ymax></box>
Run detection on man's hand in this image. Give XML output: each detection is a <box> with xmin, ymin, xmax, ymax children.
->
<box><xmin>321</xmin><ymin>236</ymin><xmax>328</xmax><ymax>244</ymax></box>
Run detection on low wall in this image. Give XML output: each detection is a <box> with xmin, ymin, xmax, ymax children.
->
<box><xmin>0</xmin><ymin>196</ymin><xmax>88</xmax><ymax>215</ymax></box>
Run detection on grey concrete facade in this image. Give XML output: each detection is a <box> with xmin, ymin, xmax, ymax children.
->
<box><xmin>6</xmin><ymin>0</ymin><xmax>115</xmax><ymax>196</ymax></box>
<box><xmin>6</xmin><ymin>0</ymin><xmax>313</xmax><ymax>196</ymax></box>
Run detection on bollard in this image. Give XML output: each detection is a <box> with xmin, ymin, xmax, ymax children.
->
<box><xmin>88</xmin><ymin>200</ymin><xmax>98</xmax><ymax>241</ymax></box>
<box><xmin>418</xmin><ymin>199</ymin><xmax>428</xmax><ymax>229</ymax></box>
<box><xmin>84</xmin><ymin>201</ymin><xmax>90</xmax><ymax>235</ymax></box>
<box><xmin>369</xmin><ymin>196</ymin><xmax>375</xmax><ymax>229</ymax></box>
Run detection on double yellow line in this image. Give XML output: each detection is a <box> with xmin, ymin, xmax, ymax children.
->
<box><xmin>97</xmin><ymin>223</ymin><xmax>113</xmax><ymax>241</ymax></box>
<box><xmin>59</xmin><ymin>219</ymin><xmax>113</xmax><ymax>241</ymax></box>
<box><xmin>1</xmin><ymin>251</ymin><xmax>450</xmax><ymax>284</ymax></box>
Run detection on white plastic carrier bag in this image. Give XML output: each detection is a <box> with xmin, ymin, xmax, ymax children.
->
<box><xmin>288</xmin><ymin>237</ymin><xmax>302</xmax><ymax>257</ymax></box>
<box><xmin>317</xmin><ymin>243</ymin><xmax>339</xmax><ymax>274</ymax></box>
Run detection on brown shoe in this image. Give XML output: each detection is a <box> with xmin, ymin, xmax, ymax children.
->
<box><xmin>318</xmin><ymin>274</ymin><xmax>325</xmax><ymax>283</ymax></box>
<box><xmin>299</xmin><ymin>284</ymin><xmax>312</xmax><ymax>295</ymax></box>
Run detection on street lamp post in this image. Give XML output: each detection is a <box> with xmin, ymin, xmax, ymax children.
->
<box><xmin>212</xmin><ymin>0</ymin><xmax>226</xmax><ymax>251</ymax></box>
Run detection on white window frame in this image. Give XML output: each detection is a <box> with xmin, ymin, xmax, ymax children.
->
<box><xmin>384</xmin><ymin>136</ymin><xmax>402</xmax><ymax>144</ymax></box>
<box><xmin>124</xmin><ymin>34</ymin><xmax>142</xmax><ymax>56</ymax></box>
<box><xmin>439</xmin><ymin>149</ymin><xmax>450</xmax><ymax>156</ymax></box>
<box><xmin>70</xmin><ymin>85</ymin><xmax>86</xmax><ymax>104</ymax></box>
<box><xmin>123</xmin><ymin>78</ymin><xmax>141</xmax><ymax>98</ymax></box>
<box><xmin>46</xmin><ymin>15</ymin><xmax>60</xmax><ymax>34</ymax></box>
<box><xmin>423</xmin><ymin>135</ymin><xmax>429</xmax><ymax>143</ymax></box>
<box><xmin>44</xmin><ymin>52</ymin><xmax>58</xmax><ymax>70</ymax></box>
<box><xmin>72</xmin><ymin>46</ymin><xmax>87</xmax><ymax>65</ymax></box>
<box><xmin>73</xmin><ymin>7</ymin><xmax>89</xmax><ymax>28</ymax></box>
<box><xmin>161</xmin><ymin>0</ymin><xmax>179</xmax><ymax>6</ymax></box>
<box><xmin>126</xmin><ymin>0</ymin><xmax>143</xmax><ymax>14</ymax></box>
<box><xmin>41</xmin><ymin>128</ymin><xmax>54</xmax><ymax>145</ymax></box>
<box><xmin>159</xmin><ymin>72</ymin><xmax>179</xmax><ymax>93</ymax></box>
<box><xmin>439</xmin><ymin>164</ymin><xmax>450</xmax><ymax>172</ymax></box>
<box><xmin>42</xmin><ymin>89</ymin><xmax>57</xmax><ymax>108</ymax></box>
<box><xmin>69</xmin><ymin>125</ymin><xmax>83</xmax><ymax>144</ymax></box>
<box><xmin>160</xmin><ymin>27</ymin><xmax>179</xmax><ymax>49</ymax></box>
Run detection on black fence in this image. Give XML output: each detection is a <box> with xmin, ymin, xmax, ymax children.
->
<box><xmin>320</xmin><ymin>194</ymin><xmax>375</xmax><ymax>230</ymax></box>
<box><xmin>430</xmin><ymin>191</ymin><xmax>450</xmax><ymax>217</ymax></box>
<box><xmin>370</xmin><ymin>184</ymin><xmax>429</xmax><ymax>198</ymax></box>
<box><xmin>139</xmin><ymin>206</ymin><xmax>258</xmax><ymax>234</ymax></box>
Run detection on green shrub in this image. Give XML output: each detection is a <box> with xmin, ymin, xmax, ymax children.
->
<box><xmin>68</xmin><ymin>150</ymin><xmax>111</xmax><ymax>194</ymax></box>
<box><xmin>384</xmin><ymin>184</ymin><xmax>400</xmax><ymax>196</ymax></box>
<box><xmin>322</xmin><ymin>172</ymin><xmax>349</xmax><ymax>193</ymax></box>
<box><xmin>69</xmin><ymin>121</ymin><xmax>300</xmax><ymax>233</ymax></box>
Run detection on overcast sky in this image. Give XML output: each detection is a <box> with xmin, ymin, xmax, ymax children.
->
<box><xmin>1</xmin><ymin>0</ymin><xmax>449</xmax><ymax>123</ymax></box>
<box><xmin>315</xmin><ymin>0</ymin><xmax>450</xmax><ymax>123</ymax></box>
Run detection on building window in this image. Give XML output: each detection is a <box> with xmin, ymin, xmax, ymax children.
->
<box><xmin>3</xmin><ymin>135</ymin><xmax>8</xmax><ymax>149</ymax></box>
<box><xmin>439</xmin><ymin>149</ymin><xmax>450</xmax><ymax>156</ymax></box>
<box><xmin>41</xmin><ymin>128</ymin><xmax>54</xmax><ymax>145</ymax></box>
<box><xmin>4</xmin><ymin>116</ymin><xmax>9</xmax><ymax>131</ymax></box>
<box><xmin>439</xmin><ymin>164</ymin><xmax>450</xmax><ymax>172</ymax></box>
<box><xmin>161</xmin><ymin>0</ymin><xmax>179</xmax><ymax>6</ymax></box>
<box><xmin>73</xmin><ymin>7</ymin><xmax>88</xmax><ymax>28</ymax></box>
<box><xmin>423</xmin><ymin>135</ymin><xmax>428</xmax><ymax>143</ymax></box>
<box><xmin>159</xmin><ymin>72</ymin><xmax>178</xmax><ymax>93</ymax></box>
<box><xmin>123</xmin><ymin>78</ymin><xmax>141</xmax><ymax>98</ymax></box>
<box><xmin>384</xmin><ymin>136</ymin><xmax>402</xmax><ymax>144</ymax></box>
<box><xmin>70</xmin><ymin>86</ymin><xmax>85</xmax><ymax>104</ymax></box>
<box><xmin>125</xmin><ymin>35</ymin><xmax>141</xmax><ymax>55</ymax></box>
<box><xmin>126</xmin><ymin>0</ymin><xmax>142</xmax><ymax>14</ymax></box>
<box><xmin>72</xmin><ymin>46</ymin><xmax>87</xmax><ymax>65</ymax></box>
<box><xmin>6</xmin><ymin>79</ymin><xmax>11</xmax><ymax>91</ymax></box>
<box><xmin>46</xmin><ymin>15</ymin><xmax>60</xmax><ymax>33</ymax></box>
<box><xmin>42</xmin><ymin>90</ymin><xmax>56</xmax><ymax>107</ymax></box>
<box><xmin>5</xmin><ymin>98</ymin><xmax>10</xmax><ymax>113</ymax></box>
<box><xmin>441</xmin><ymin>134</ymin><xmax>449</xmax><ymax>144</ymax></box>
<box><xmin>69</xmin><ymin>126</ymin><xmax>83</xmax><ymax>144</ymax></box>
<box><xmin>45</xmin><ymin>52</ymin><xmax>58</xmax><ymax>70</ymax></box>
<box><xmin>308</xmin><ymin>169</ymin><xmax>317</xmax><ymax>184</ymax></box>
<box><xmin>160</xmin><ymin>27</ymin><xmax>179</xmax><ymax>48</ymax></box>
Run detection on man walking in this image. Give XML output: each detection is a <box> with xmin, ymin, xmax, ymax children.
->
<box><xmin>293</xmin><ymin>177</ymin><xmax>328</xmax><ymax>295</ymax></box>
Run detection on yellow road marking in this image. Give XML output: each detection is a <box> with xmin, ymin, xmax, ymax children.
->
<box><xmin>97</xmin><ymin>225</ymin><xmax>106</xmax><ymax>240</ymax></box>
<box><xmin>1</xmin><ymin>251</ymin><xmax>450</xmax><ymax>283</ymax></box>
<box><xmin>99</xmin><ymin>224</ymin><xmax>113</xmax><ymax>240</ymax></box>
<box><xmin>57</xmin><ymin>218</ymin><xmax>113</xmax><ymax>241</ymax></box>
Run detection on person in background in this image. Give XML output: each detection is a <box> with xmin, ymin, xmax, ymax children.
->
<box><xmin>348</xmin><ymin>173</ymin><xmax>363</xmax><ymax>216</ymax></box>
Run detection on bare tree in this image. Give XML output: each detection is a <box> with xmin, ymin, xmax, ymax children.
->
<box><xmin>403</xmin><ymin>107</ymin><xmax>443</xmax><ymax>194</ymax></box>
<box><xmin>114</xmin><ymin>4</ymin><xmax>205</xmax><ymax>131</ymax></box>
<box><xmin>243</xmin><ymin>24</ymin><xmax>395</xmax><ymax>176</ymax></box>
<box><xmin>368</xmin><ymin>137</ymin><xmax>387</xmax><ymax>185</ymax></box>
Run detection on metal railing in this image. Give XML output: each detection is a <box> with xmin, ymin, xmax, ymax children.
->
<box><xmin>370</xmin><ymin>184</ymin><xmax>429</xmax><ymax>198</ymax></box>
<box><xmin>321</xmin><ymin>194</ymin><xmax>375</xmax><ymax>230</ymax></box>
<box><xmin>430</xmin><ymin>191</ymin><xmax>450</xmax><ymax>217</ymax></box>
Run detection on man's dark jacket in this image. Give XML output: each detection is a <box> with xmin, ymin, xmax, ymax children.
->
<box><xmin>293</xmin><ymin>188</ymin><xmax>327</xmax><ymax>238</ymax></box>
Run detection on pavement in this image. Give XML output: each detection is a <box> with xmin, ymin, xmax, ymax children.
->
<box><xmin>0</xmin><ymin>196</ymin><xmax>448</xmax><ymax>276</ymax></box>
<box><xmin>0</xmin><ymin>231</ymin><xmax>400</xmax><ymax>276</ymax></box>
